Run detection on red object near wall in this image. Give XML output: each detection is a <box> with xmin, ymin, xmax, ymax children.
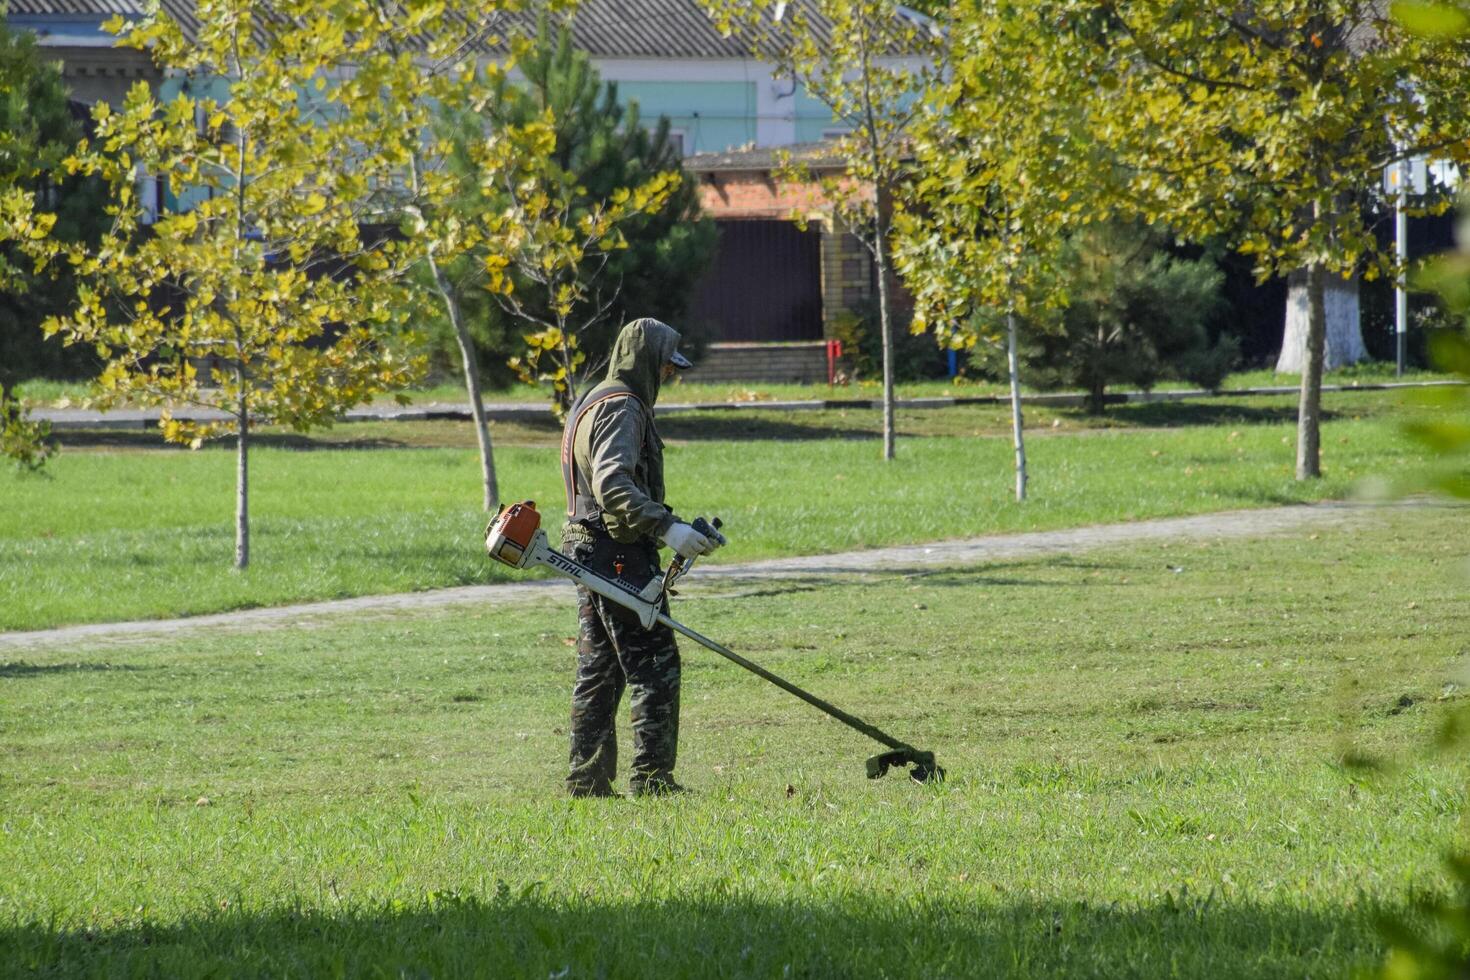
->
<box><xmin>826</xmin><ymin>339</ymin><xmax>843</xmax><ymax>385</ymax></box>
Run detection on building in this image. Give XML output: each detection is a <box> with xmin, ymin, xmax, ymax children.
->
<box><xmin>8</xmin><ymin>0</ymin><xmax>927</xmax><ymax>380</ymax></box>
<box><xmin>5</xmin><ymin>0</ymin><xmax>160</xmax><ymax>106</ymax></box>
<box><xmin>681</xmin><ymin>141</ymin><xmax>879</xmax><ymax>383</ymax></box>
<box><xmin>503</xmin><ymin>1</ymin><xmax>926</xmax><ymax>382</ymax></box>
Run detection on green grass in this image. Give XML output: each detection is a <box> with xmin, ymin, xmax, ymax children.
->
<box><xmin>7</xmin><ymin>377</ymin><xmax>93</xmax><ymax>404</ymax></box>
<box><xmin>1212</xmin><ymin>362</ymin><xmax>1455</xmax><ymax>391</ymax></box>
<box><xmin>16</xmin><ymin>362</ymin><xmax>1458</xmax><ymax>409</ymax></box>
<box><xmin>377</xmin><ymin>362</ymin><xmax>1461</xmax><ymax>405</ymax></box>
<box><xmin>2</xmin><ymin>387</ymin><xmax>1450</xmax><ymax>631</ymax></box>
<box><xmin>42</xmin><ymin>383</ymin><xmax>1431</xmax><ymax>451</ymax></box>
<box><xmin>2</xmin><ymin>506</ymin><xmax>1466</xmax><ymax>976</ymax></box>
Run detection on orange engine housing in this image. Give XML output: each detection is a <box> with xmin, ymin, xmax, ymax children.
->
<box><xmin>487</xmin><ymin>500</ymin><xmax>541</xmax><ymax>568</ymax></box>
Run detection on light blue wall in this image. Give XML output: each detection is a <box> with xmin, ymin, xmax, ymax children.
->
<box><xmin>612</xmin><ymin>79</ymin><xmax>846</xmax><ymax>152</ymax></box>
<box><xmin>791</xmin><ymin>81</ymin><xmax>921</xmax><ymax>144</ymax></box>
<box><xmin>154</xmin><ymin>75</ymin><xmax>233</xmax><ymax>213</ymax></box>
<box><xmin>615</xmin><ymin>80</ymin><xmax>756</xmax><ymax>156</ymax></box>
<box><xmin>793</xmin><ymin>84</ymin><xmax>846</xmax><ymax>143</ymax></box>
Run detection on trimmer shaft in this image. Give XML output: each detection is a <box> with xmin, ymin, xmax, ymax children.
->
<box><xmin>486</xmin><ymin>501</ymin><xmax>945</xmax><ymax>784</ymax></box>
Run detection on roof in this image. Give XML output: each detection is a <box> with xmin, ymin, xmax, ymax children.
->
<box><xmin>497</xmin><ymin>0</ymin><xmax>932</xmax><ymax>59</ymax></box>
<box><xmin>685</xmin><ymin>139</ymin><xmax>849</xmax><ymax>173</ymax></box>
<box><xmin>6</xmin><ymin>0</ymin><xmax>933</xmax><ymax>58</ymax></box>
<box><xmin>5</xmin><ymin>0</ymin><xmax>141</xmax><ymax>14</ymax></box>
<box><xmin>499</xmin><ymin>0</ymin><xmax>769</xmax><ymax>59</ymax></box>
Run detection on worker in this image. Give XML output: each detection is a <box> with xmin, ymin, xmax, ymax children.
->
<box><xmin>559</xmin><ymin>318</ymin><xmax>722</xmax><ymax>798</ymax></box>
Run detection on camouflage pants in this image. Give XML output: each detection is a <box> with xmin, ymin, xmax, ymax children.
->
<box><xmin>565</xmin><ymin>537</ymin><xmax>681</xmax><ymax>795</ymax></box>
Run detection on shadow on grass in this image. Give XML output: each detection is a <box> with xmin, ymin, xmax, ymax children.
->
<box><xmin>659</xmin><ymin>413</ymin><xmax>880</xmax><ymax>442</ymax></box>
<box><xmin>0</xmin><ymin>894</ymin><xmax>1387</xmax><ymax>978</ymax></box>
<box><xmin>707</xmin><ymin>570</ymin><xmax>1060</xmax><ymax>593</ymax></box>
<box><xmin>57</xmin><ymin>413</ymin><xmax>878</xmax><ymax>448</ymax></box>
<box><xmin>0</xmin><ymin>660</ymin><xmax>145</xmax><ymax>678</ymax></box>
<box><xmin>51</xmin><ymin>430</ymin><xmax>419</xmax><ymax>452</ymax></box>
<box><xmin>1065</xmin><ymin>401</ymin><xmax>1341</xmax><ymax>429</ymax></box>
<box><xmin>715</xmin><ymin>560</ymin><xmax>1121</xmax><ymax>589</ymax></box>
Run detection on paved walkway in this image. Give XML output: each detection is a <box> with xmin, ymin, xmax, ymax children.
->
<box><xmin>1</xmin><ymin>501</ymin><xmax>1381</xmax><ymax>652</ymax></box>
<box><xmin>31</xmin><ymin>381</ymin><xmax>1466</xmax><ymax>430</ymax></box>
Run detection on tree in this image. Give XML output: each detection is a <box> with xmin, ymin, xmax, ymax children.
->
<box><xmin>496</xmin><ymin>168</ymin><xmax>682</xmax><ymax>411</ymax></box>
<box><xmin>0</xmin><ymin>0</ymin><xmax>431</xmax><ymax>567</ymax></box>
<box><xmin>704</xmin><ymin>0</ymin><xmax>941</xmax><ymax>461</ymax></box>
<box><xmin>490</xmin><ymin>19</ymin><xmax>714</xmax><ymax>390</ymax></box>
<box><xmin>895</xmin><ymin>0</ymin><xmax>1097</xmax><ymax>499</ymax></box>
<box><xmin>1374</xmin><ymin>20</ymin><xmax>1470</xmax><ymax>964</ymax></box>
<box><xmin>0</xmin><ymin>12</ymin><xmax>108</xmax><ymax>468</ymax></box>
<box><xmin>1277</xmin><ymin>268</ymin><xmax>1366</xmax><ymax>373</ymax></box>
<box><xmin>347</xmin><ymin>9</ymin><xmax>680</xmax><ymax>524</ymax></box>
<box><xmin>979</xmin><ymin>224</ymin><xmax>1235</xmax><ymax>415</ymax></box>
<box><xmin>0</xmin><ymin>12</ymin><xmax>105</xmax><ymax>379</ymax></box>
<box><xmin>1043</xmin><ymin>0</ymin><xmax>1470</xmax><ymax>478</ymax></box>
<box><xmin>437</xmin><ymin>17</ymin><xmax>713</xmax><ymax>412</ymax></box>
<box><xmin>0</xmin><ymin>382</ymin><xmax>51</xmax><ymax>472</ymax></box>
<box><xmin>340</xmin><ymin>4</ymin><xmax>540</xmax><ymax>516</ymax></box>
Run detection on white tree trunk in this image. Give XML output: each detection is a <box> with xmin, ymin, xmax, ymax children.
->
<box><xmin>1276</xmin><ymin>268</ymin><xmax>1366</xmax><ymax>373</ymax></box>
<box><xmin>875</xmin><ymin>229</ymin><xmax>896</xmax><ymax>462</ymax></box>
<box><xmin>1006</xmin><ymin>311</ymin><xmax>1027</xmax><ymax>502</ymax></box>
<box><xmin>1296</xmin><ymin>262</ymin><xmax>1326</xmax><ymax>480</ymax></box>
<box><xmin>430</xmin><ymin>256</ymin><xmax>499</xmax><ymax>513</ymax></box>
<box><xmin>235</xmin><ymin>404</ymin><xmax>250</xmax><ymax>570</ymax></box>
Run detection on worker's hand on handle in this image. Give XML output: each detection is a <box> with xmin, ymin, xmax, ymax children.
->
<box><xmin>691</xmin><ymin>516</ymin><xmax>726</xmax><ymax>548</ymax></box>
<box><xmin>662</xmin><ymin>521</ymin><xmax>717</xmax><ymax>559</ymax></box>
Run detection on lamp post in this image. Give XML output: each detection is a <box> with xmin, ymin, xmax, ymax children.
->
<box><xmin>1394</xmin><ymin>158</ymin><xmax>1408</xmax><ymax>377</ymax></box>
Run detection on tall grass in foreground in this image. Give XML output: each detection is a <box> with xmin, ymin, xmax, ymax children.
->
<box><xmin>1</xmin><ymin>508</ymin><xmax>1466</xmax><ymax>976</ymax></box>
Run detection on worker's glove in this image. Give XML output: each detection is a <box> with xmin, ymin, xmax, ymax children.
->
<box><xmin>662</xmin><ymin>521</ymin><xmax>717</xmax><ymax>559</ymax></box>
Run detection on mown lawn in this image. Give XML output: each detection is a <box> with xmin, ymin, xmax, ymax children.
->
<box><xmin>1</xmin><ymin>506</ymin><xmax>1466</xmax><ymax>976</ymax></box>
<box><xmin>0</xmin><ymin>389</ymin><xmax>1454</xmax><ymax>631</ymax></box>
<box><xmin>386</xmin><ymin>361</ymin><xmax>1456</xmax><ymax>404</ymax></box>
<box><xmin>14</xmin><ymin>362</ymin><xmax>1458</xmax><ymax>408</ymax></box>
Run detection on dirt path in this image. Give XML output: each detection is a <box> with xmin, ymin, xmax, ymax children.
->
<box><xmin>1</xmin><ymin>501</ymin><xmax>1383</xmax><ymax>652</ymax></box>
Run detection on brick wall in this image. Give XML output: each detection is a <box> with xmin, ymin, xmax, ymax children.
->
<box><xmin>821</xmin><ymin>223</ymin><xmax>872</xmax><ymax>334</ymax></box>
<box><xmin>679</xmin><ymin>341</ymin><xmax>830</xmax><ymax>384</ymax></box>
<box><xmin>696</xmin><ymin>169</ymin><xmax>867</xmax><ymax>220</ymax></box>
<box><xmin>688</xmin><ymin>166</ymin><xmax>912</xmax><ymax>379</ymax></box>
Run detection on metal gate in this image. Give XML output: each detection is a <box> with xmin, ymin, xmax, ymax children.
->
<box><xmin>687</xmin><ymin>220</ymin><xmax>823</xmax><ymax>343</ymax></box>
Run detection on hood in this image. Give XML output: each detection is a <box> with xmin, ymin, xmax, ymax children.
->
<box><xmin>605</xmin><ymin>317</ymin><xmax>682</xmax><ymax>406</ymax></box>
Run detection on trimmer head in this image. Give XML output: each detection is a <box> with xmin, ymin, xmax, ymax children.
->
<box><xmin>866</xmin><ymin>747</ymin><xmax>945</xmax><ymax>783</ymax></box>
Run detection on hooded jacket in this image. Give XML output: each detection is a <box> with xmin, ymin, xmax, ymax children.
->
<box><xmin>564</xmin><ymin>318</ymin><xmax>682</xmax><ymax>544</ymax></box>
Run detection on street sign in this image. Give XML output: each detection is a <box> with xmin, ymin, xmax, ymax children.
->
<box><xmin>1383</xmin><ymin>156</ymin><xmax>1429</xmax><ymax>197</ymax></box>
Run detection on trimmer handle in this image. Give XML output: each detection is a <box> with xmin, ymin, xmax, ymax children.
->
<box><xmin>663</xmin><ymin>515</ymin><xmax>725</xmax><ymax>594</ymax></box>
<box><xmin>692</xmin><ymin>516</ymin><xmax>726</xmax><ymax>547</ymax></box>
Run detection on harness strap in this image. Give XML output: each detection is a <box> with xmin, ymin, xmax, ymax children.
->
<box><xmin>561</xmin><ymin>385</ymin><xmax>639</xmax><ymax>518</ymax></box>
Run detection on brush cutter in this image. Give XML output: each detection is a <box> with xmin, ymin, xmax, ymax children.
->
<box><xmin>485</xmin><ymin>501</ymin><xmax>944</xmax><ymax>784</ymax></box>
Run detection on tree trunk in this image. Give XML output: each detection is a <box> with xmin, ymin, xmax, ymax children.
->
<box><xmin>235</xmin><ymin>399</ymin><xmax>249</xmax><ymax>570</ymax></box>
<box><xmin>560</xmin><ymin>336</ymin><xmax>581</xmax><ymax>410</ymax></box>
<box><xmin>1087</xmin><ymin>322</ymin><xmax>1108</xmax><ymax>414</ymax></box>
<box><xmin>1296</xmin><ymin>261</ymin><xmax>1326</xmax><ymax>479</ymax></box>
<box><xmin>1276</xmin><ymin>268</ymin><xmax>1366</xmax><ymax>373</ymax></box>
<box><xmin>874</xmin><ymin>206</ymin><xmax>896</xmax><ymax>462</ymax></box>
<box><xmin>431</xmin><ymin>257</ymin><xmax>499</xmax><ymax>512</ymax></box>
<box><xmin>1006</xmin><ymin>311</ymin><xmax>1028</xmax><ymax>502</ymax></box>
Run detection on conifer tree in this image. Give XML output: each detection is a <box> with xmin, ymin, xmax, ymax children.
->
<box><xmin>0</xmin><ymin>13</ymin><xmax>109</xmax><ymax>467</ymax></box>
<box><xmin>439</xmin><ymin>16</ymin><xmax>716</xmax><ymax>400</ymax></box>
